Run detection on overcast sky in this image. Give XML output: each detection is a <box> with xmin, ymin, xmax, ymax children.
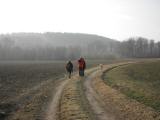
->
<box><xmin>0</xmin><ymin>0</ymin><xmax>160</xmax><ymax>41</ymax></box>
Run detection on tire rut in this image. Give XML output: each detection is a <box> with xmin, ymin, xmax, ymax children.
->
<box><xmin>84</xmin><ymin>70</ymin><xmax>116</xmax><ymax>120</ymax></box>
<box><xmin>45</xmin><ymin>78</ymin><xmax>71</xmax><ymax>120</ymax></box>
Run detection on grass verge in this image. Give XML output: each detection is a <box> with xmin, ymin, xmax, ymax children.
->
<box><xmin>103</xmin><ymin>61</ymin><xmax>160</xmax><ymax>112</ymax></box>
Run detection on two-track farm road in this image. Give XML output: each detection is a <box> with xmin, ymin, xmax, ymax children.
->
<box><xmin>45</xmin><ymin>60</ymin><xmax>159</xmax><ymax>120</ymax></box>
<box><xmin>45</xmin><ymin>65</ymin><xmax>119</xmax><ymax>120</ymax></box>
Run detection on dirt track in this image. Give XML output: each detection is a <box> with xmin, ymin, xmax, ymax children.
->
<box><xmin>45</xmin><ymin>78</ymin><xmax>71</xmax><ymax>120</ymax></box>
<box><xmin>46</xmin><ymin>62</ymin><xmax>160</xmax><ymax>120</ymax></box>
<box><xmin>45</xmin><ymin>63</ymin><xmax>120</xmax><ymax>120</ymax></box>
<box><xmin>84</xmin><ymin>70</ymin><xmax>116</xmax><ymax>120</ymax></box>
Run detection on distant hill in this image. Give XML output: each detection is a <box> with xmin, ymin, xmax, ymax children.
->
<box><xmin>0</xmin><ymin>32</ymin><xmax>119</xmax><ymax>60</ymax></box>
<box><xmin>0</xmin><ymin>32</ymin><xmax>117</xmax><ymax>48</ymax></box>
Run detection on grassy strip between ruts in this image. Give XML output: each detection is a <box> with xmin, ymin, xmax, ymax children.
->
<box><xmin>59</xmin><ymin>68</ymin><xmax>98</xmax><ymax>120</ymax></box>
<box><xmin>103</xmin><ymin>61</ymin><xmax>160</xmax><ymax>112</ymax></box>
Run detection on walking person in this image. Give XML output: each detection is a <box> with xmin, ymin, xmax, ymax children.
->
<box><xmin>65</xmin><ymin>60</ymin><xmax>73</xmax><ymax>79</ymax></box>
<box><xmin>78</xmin><ymin>57</ymin><xmax>86</xmax><ymax>77</ymax></box>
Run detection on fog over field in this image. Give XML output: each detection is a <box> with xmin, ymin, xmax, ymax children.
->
<box><xmin>0</xmin><ymin>32</ymin><xmax>160</xmax><ymax>61</ymax></box>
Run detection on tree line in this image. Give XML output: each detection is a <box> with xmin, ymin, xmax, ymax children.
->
<box><xmin>119</xmin><ymin>37</ymin><xmax>160</xmax><ymax>58</ymax></box>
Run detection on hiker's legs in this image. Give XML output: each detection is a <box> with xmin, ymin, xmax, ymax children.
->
<box><xmin>69</xmin><ymin>71</ymin><xmax>71</xmax><ymax>78</ymax></box>
<box><xmin>66</xmin><ymin>71</ymin><xmax>70</xmax><ymax>79</ymax></box>
<box><xmin>79</xmin><ymin>70</ymin><xmax>84</xmax><ymax>77</ymax></box>
<box><xmin>82</xmin><ymin>70</ymin><xmax>84</xmax><ymax>76</ymax></box>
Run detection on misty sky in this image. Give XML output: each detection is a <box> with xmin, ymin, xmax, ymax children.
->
<box><xmin>0</xmin><ymin>0</ymin><xmax>160</xmax><ymax>41</ymax></box>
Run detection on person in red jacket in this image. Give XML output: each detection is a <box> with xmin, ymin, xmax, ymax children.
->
<box><xmin>78</xmin><ymin>57</ymin><xmax>86</xmax><ymax>77</ymax></box>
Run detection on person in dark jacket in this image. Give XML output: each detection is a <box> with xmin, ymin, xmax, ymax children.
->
<box><xmin>78</xmin><ymin>57</ymin><xmax>86</xmax><ymax>77</ymax></box>
<box><xmin>66</xmin><ymin>61</ymin><xmax>73</xmax><ymax>79</ymax></box>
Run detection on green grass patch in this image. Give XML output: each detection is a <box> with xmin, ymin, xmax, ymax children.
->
<box><xmin>103</xmin><ymin>61</ymin><xmax>160</xmax><ymax>112</ymax></box>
